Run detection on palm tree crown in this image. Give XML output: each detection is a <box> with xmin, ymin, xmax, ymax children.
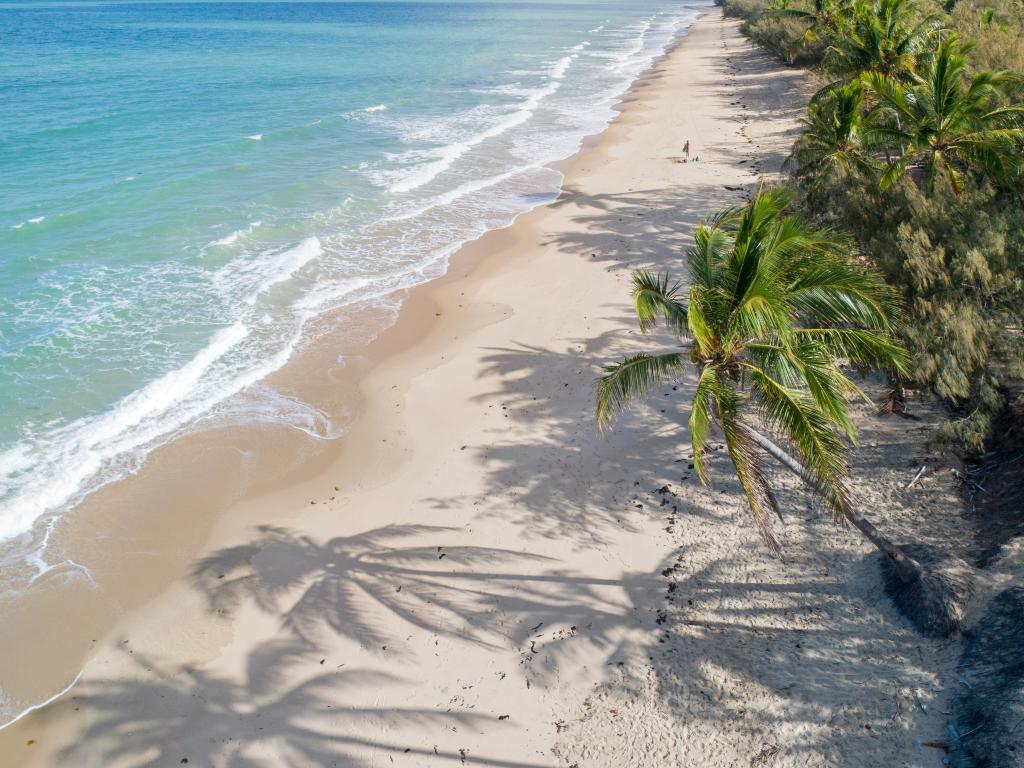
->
<box><xmin>596</xmin><ymin>187</ymin><xmax>908</xmax><ymax>554</ymax></box>
<box><xmin>787</xmin><ymin>80</ymin><xmax>880</xmax><ymax>190</ymax></box>
<box><xmin>823</xmin><ymin>0</ymin><xmax>943</xmax><ymax>80</ymax></box>
<box><xmin>773</xmin><ymin>0</ymin><xmax>857</xmax><ymax>45</ymax></box>
<box><xmin>868</xmin><ymin>35</ymin><xmax>1024</xmax><ymax>193</ymax></box>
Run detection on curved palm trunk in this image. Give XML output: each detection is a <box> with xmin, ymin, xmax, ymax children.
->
<box><xmin>744</xmin><ymin>426</ymin><xmax>923</xmax><ymax>584</ymax></box>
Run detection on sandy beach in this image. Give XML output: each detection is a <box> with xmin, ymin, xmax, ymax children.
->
<box><xmin>0</xmin><ymin>11</ymin><xmax>971</xmax><ymax>766</ymax></box>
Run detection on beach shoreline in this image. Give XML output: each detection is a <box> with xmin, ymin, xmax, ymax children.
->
<box><xmin>0</xmin><ymin>6</ymin><xmax>713</xmax><ymax>727</ymax></box>
<box><xmin>1</xmin><ymin>11</ymin><xmax>961</xmax><ymax>766</ymax></box>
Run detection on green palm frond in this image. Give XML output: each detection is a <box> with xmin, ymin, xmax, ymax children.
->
<box><xmin>686</xmin><ymin>286</ymin><xmax>719</xmax><ymax>357</ymax></box>
<box><xmin>596</xmin><ymin>353</ymin><xmax>685</xmax><ymax>431</ymax></box>
<box><xmin>690</xmin><ymin>363</ymin><xmax>736</xmax><ymax>485</ymax></box>
<box><xmin>748</xmin><ymin>338</ymin><xmax>865</xmax><ymax>438</ymax></box>
<box><xmin>743</xmin><ymin>363</ymin><xmax>850</xmax><ymax>490</ymax></box>
<box><xmin>746</xmin><ymin>342</ymin><xmax>807</xmax><ymax>388</ymax></box>
<box><xmin>866</xmin><ymin>35</ymin><xmax>1024</xmax><ymax>194</ymax></box>
<box><xmin>795</xmin><ymin>328</ymin><xmax>909</xmax><ymax>375</ymax></box>
<box><xmin>632</xmin><ymin>270</ymin><xmax>689</xmax><ymax>336</ymax></box>
<box><xmin>720</xmin><ymin>410</ymin><xmax>785</xmax><ymax>555</ymax></box>
<box><xmin>790</xmin><ymin>343</ymin><xmax>862</xmax><ymax>439</ymax></box>
<box><xmin>729</xmin><ymin>287</ymin><xmax>792</xmax><ymax>344</ymax></box>
<box><xmin>787</xmin><ymin>257</ymin><xmax>901</xmax><ymax>329</ymax></box>
<box><xmin>822</xmin><ymin>0</ymin><xmax>945</xmax><ymax>81</ymax></box>
<box><xmin>687</xmin><ymin>220</ymin><xmax>733</xmax><ymax>290</ymax></box>
<box><xmin>878</xmin><ymin>153</ymin><xmax>914</xmax><ymax>191</ymax></box>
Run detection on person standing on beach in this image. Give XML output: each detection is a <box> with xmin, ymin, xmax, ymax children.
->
<box><xmin>683</xmin><ymin>139</ymin><xmax>690</xmax><ymax>160</ymax></box>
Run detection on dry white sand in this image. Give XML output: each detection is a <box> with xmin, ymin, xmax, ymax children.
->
<box><xmin>1</xmin><ymin>12</ymin><xmax>969</xmax><ymax>767</ymax></box>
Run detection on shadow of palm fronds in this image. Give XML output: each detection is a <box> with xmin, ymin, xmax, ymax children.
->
<box><xmin>53</xmin><ymin>640</ymin><xmax>541</xmax><ymax>768</ymax></box>
<box><xmin>192</xmin><ymin>524</ymin><xmax>665</xmax><ymax>675</ymax></box>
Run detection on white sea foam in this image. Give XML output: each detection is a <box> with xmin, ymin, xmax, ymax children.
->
<box><xmin>0</xmin><ymin>5</ymin><xmax>704</xmax><ymax>582</ymax></box>
<box><xmin>209</xmin><ymin>220</ymin><xmax>262</xmax><ymax>248</ymax></box>
<box><xmin>246</xmin><ymin>133</ymin><xmax>263</xmax><ymax>141</ymax></box>
<box><xmin>343</xmin><ymin>104</ymin><xmax>388</xmax><ymax>119</ymax></box>
<box><xmin>0</xmin><ymin>322</ymin><xmax>249</xmax><ymax>543</ymax></box>
<box><xmin>0</xmin><ymin>672</ymin><xmax>82</xmax><ymax>734</ymax></box>
<box><xmin>10</xmin><ymin>216</ymin><xmax>45</xmax><ymax>230</ymax></box>
<box><xmin>293</xmin><ymin>275</ymin><xmax>375</xmax><ymax>312</ymax></box>
<box><xmin>209</xmin><ymin>235</ymin><xmax>323</xmax><ymax>306</ymax></box>
<box><xmin>385</xmin><ymin>53</ymin><xmax>578</xmax><ymax>195</ymax></box>
<box><xmin>613</xmin><ymin>17</ymin><xmax>654</xmax><ymax>69</ymax></box>
<box><xmin>213</xmin><ymin>232</ymin><xmax>239</xmax><ymax>247</ymax></box>
<box><xmin>383</xmin><ymin>165</ymin><xmax>538</xmax><ymax>224</ymax></box>
<box><xmin>206</xmin><ymin>384</ymin><xmax>346</xmax><ymax>440</ymax></box>
<box><xmin>244</xmin><ymin>236</ymin><xmax>322</xmax><ymax>304</ymax></box>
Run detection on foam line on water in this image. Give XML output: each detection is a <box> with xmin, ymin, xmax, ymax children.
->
<box><xmin>209</xmin><ymin>235</ymin><xmax>322</xmax><ymax>305</ymax></box>
<box><xmin>615</xmin><ymin>18</ymin><xmax>654</xmax><ymax>68</ymax></box>
<box><xmin>10</xmin><ymin>216</ymin><xmax>45</xmax><ymax>230</ymax></box>
<box><xmin>244</xmin><ymin>236</ymin><xmax>322</xmax><ymax>305</ymax></box>
<box><xmin>292</xmin><ymin>275</ymin><xmax>376</xmax><ymax>312</ymax></box>
<box><xmin>208</xmin><ymin>220</ymin><xmax>262</xmax><ymax>248</ymax></box>
<box><xmin>0</xmin><ymin>672</ymin><xmax>82</xmax><ymax>732</ymax></box>
<box><xmin>382</xmin><ymin>165</ymin><xmax>539</xmax><ymax>224</ymax></box>
<box><xmin>205</xmin><ymin>384</ymin><xmax>347</xmax><ymax>441</ymax></box>
<box><xmin>0</xmin><ymin>322</ymin><xmax>249</xmax><ymax>542</ymax></box>
<box><xmin>387</xmin><ymin>52</ymin><xmax>579</xmax><ymax>195</ymax></box>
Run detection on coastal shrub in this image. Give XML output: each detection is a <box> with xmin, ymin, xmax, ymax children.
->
<box><xmin>720</xmin><ymin>0</ymin><xmax>769</xmax><ymax>23</ymax></box>
<box><xmin>946</xmin><ymin>0</ymin><xmax>1024</xmax><ymax>99</ymax></box>
<box><xmin>721</xmin><ymin>0</ymin><xmax>820</xmax><ymax>63</ymax></box>
<box><xmin>796</xmin><ymin>173</ymin><xmax>1024</xmax><ymax>450</ymax></box>
<box><xmin>749</xmin><ymin>16</ymin><xmax>820</xmax><ymax>62</ymax></box>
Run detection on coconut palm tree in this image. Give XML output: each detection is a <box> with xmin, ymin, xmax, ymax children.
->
<box><xmin>823</xmin><ymin>0</ymin><xmax>943</xmax><ymax>80</ymax></box>
<box><xmin>868</xmin><ymin>35</ymin><xmax>1024</xmax><ymax>194</ymax></box>
<box><xmin>787</xmin><ymin>79</ymin><xmax>881</xmax><ymax>192</ymax></box>
<box><xmin>772</xmin><ymin>0</ymin><xmax>857</xmax><ymax>45</ymax></box>
<box><xmin>595</xmin><ymin>187</ymin><xmax>921</xmax><ymax>585</ymax></box>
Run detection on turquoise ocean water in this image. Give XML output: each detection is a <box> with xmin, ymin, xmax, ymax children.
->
<box><xmin>0</xmin><ymin>1</ymin><xmax>703</xmax><ymax>581</ymax></box>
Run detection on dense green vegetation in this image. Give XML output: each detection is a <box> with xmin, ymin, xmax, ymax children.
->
<box><xmin>720</xmin><ymin>0</ymin><xmax>1024</xmax><ymax>450</ymax></box>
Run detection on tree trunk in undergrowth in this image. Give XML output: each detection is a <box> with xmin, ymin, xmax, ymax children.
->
<box><xmin>744</xmin><ymin>426</ymin><xmax>924</xmax><ymax>585</ymax></box>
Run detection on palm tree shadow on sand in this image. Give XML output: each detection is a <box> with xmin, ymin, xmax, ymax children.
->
<box><xmin>57</xmin><ymin>542</ymin><xmax>944</xmax><ymax>766</ymax></box>
<box><xmin>47</xmin><ymin>639</ymin><xmax>546</xmax><ymax>768</ymax></box>
<box><xmin>555</xmin><ymin>543</ymin><xmax>951</xmax><ymax>764</ymax></box>
<box><xmin>416</xmin><ymin>334</ymin><xmax>719</xmax><ymax>548</ymax></box>
<box><xmin>191</xmin><ymin>523</ymin><xmax>663</xmax><ymax>674</ymax></box>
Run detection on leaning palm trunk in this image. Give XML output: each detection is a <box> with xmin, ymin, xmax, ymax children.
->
<box><xmin>744</xmin><ymin>425</ymin><xmax>922</xmax><ymax>584</ymax></box>
<box><xmin>595</xmin><ymin>188</ymin><xmax>970</xmax><ymax>635</ymax></box>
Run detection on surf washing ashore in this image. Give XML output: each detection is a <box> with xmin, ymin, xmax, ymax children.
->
<box><xmin>0</xmin><ymin>0</ymin><xmax>704</xmax><ymax>728</ymax></box>
<box><xmin>0</xmin><ymin>4</ymin><xmax>972</xmax><ymax>767</ymax></box>
<box><xmin>0</xmin><ymin>5</ymin><xmax>970</xmax><ymax>764</ymax></box>
<box><xmin>0</xmin><ymin>0</ymin><xmax>697</xmax><ymax>571</ymax></box>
